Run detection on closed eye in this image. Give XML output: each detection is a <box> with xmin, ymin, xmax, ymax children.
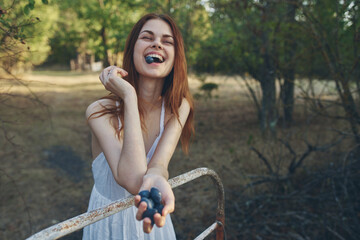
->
<box><xmin>163</xmin><ymin>37</ymin><xmax>174</xmax><ymax>45</ymax></box>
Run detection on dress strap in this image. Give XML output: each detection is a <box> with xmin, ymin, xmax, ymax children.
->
<box><xmin>145</xmin><ymin>99</ymin><xmax>166</xmax><ymax>162</ymax></box>
<box><xmin>160</xmin><ymin>99</ymin><xmax>165</xmax><ymax>133</ymax></box>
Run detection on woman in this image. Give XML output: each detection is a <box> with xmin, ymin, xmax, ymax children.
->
<box><xmin>82</xmin><ymin>13</ymin><xmax>194</xmax><ymax>240</ymax></box>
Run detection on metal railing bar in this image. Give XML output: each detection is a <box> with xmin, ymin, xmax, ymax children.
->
<box><xmin>168</xmin><ymin>168</ymin><xmax>225</xmax><ymax>240</ymax></box>
<box><xmin>194</xmin><ymin>222</ymin><xmax>218</xmax><ymax>240</ymax></box>
<box><xmin>26</xmin><ymin>167</ymin><xmax>225</xmax><ymax>240</ymax></box>
<box><xmin>26</xmin><ymin>196</ymin><xmax>134</xmax><ymax>240</ymax></box>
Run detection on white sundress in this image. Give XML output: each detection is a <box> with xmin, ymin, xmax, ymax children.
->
<box><xmin>83</xmin><ymin>101</ymin><xmax>176</xmax><ymax>240</ymax></box>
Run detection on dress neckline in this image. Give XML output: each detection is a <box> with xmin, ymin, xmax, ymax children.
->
<box><xmin>146</xmin><ymin>100</ymin><xmax>165</xmax><ymax>161</ymax></box>
<box><xmin>93</xmin><ymin>100</ymin><xmax>165</xmax><ymax>163</ymax></box>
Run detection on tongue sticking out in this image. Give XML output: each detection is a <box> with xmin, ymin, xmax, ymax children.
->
<box><xmin>145</xmin><ymin>56</ymin><xmax>154</xmax><ymax>64</ymax></box>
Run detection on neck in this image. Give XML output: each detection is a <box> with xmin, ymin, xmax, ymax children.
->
<box><xmin>138</xmin><ymin>76</ymin><xmax>164</xmax><ymax>111</ymax></box>
<box><xmin>138</xmin><ymin>76</ymin><xmax>164</xmax><ymax>103</ymax></box>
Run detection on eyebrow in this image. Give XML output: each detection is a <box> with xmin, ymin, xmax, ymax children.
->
<box><xmin>140</xmin><ymin>30</ymin><xmax>174</xmax><ymax>39</ymax></box>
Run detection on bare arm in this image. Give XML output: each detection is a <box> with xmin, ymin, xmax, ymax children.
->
<box><xmin>86</xmin><ymin>67</ymin><xmax>147</xmax><ymax>194</ymax></box>
<box><xmin>147</xmin><ymin>97</ymin><xmax>191</xmax><ymax>177</ymax></box>
<box><xmin>135</xmin><ymin>98</ymin><xmax>191</xmax><ymax>233</ymax></box>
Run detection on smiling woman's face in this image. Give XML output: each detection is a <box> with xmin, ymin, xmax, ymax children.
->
<box><xmin>133</xmin><ymin>19</ymin><xmax>175</xmax><ymax>80</ymax></box>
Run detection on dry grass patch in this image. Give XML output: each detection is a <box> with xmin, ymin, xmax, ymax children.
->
<box><xmin>1</xmin><ymin>71</ymin><xmax>358</xmax><ymax>240</ymax></box>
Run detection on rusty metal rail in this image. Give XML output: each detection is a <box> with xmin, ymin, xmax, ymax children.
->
<box><xmin>26</xmin><ymin>167</ymin><xmax>225</xmax><ymax>240</ymax></box>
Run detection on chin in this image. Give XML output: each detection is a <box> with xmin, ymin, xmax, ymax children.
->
<box><xmin>139</xmin><ymin>68</ymin><xmax>172</xmax><ymax>80</ymax></box>
<box><xmin>142</xmin><ymin>73</ymin><xmax>168</xmax><ymax>80</ymax></box>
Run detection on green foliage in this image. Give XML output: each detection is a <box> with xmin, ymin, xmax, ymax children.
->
<box><xmin>2</xmin><ymin>0</ymin><xmax>359</xmax><ymax>90</ymax></box>
<box><xmin>45</xmin><ymin>16</ymin><xmax>82</xmax><ymax>63</ymax></box>
<box><xmin>43</xmin><ymin>0</ymin><xmax>213</xmax><ymax>67</ymax></box>
<box><xmin>43</xmin><ymin>0</ymin><xmax>145</xmax><ymax>66</ymax></box>
<box><xmin>24</xmin><ymin>0</ymin><xmax>36</xmax><ymax>15</ymax></box>
<box><xmin>0</xmin><ymin>0</ymin><xmax>51</xmax><ymax>72</ymax></box>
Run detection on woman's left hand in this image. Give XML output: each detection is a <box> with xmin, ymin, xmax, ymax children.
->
<box><xmin>134</xmin><ymin>174</ymin><xmax>175</xmax><ymax>233</ymax></box>
<box><xmin>99</xmin><ymin>66</ymin><xmax>135</xmax><ymax>100</ymax></box>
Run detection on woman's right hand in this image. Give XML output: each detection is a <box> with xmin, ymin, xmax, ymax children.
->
<box><xmin>134</xmin><ymin>173</ymin><xmax>175</xmax><ymax>233</ymax></box>
<box><xmin>99</xmin><ymin>66</ymin><xmax>135</xmax><ymax>99</ymax></box>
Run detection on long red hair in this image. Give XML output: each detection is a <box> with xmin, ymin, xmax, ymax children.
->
<box><xmin>93</xmin><ymin>13</ymin><xmax>194</xmax><ymax>154</ymax></box>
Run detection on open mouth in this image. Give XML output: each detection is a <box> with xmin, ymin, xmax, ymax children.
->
<box><xmin>145</xmin><ymin>54</ymin><xmax>164</xmax><ymax>64</ymax></box>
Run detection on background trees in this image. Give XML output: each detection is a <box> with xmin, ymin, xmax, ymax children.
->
<box><xmin>0</xmin><ymin>0</ymin><xmax>54</xmax><ymax>72</ymax></box>
<box><xmin>299</xmin><ymin>0</ymin><xmax>360</xmax><ymax>143</ymax></box>
<box><xmin>1</xmin><ymin>0</ymin><xmax>360</xmax><ymax>239</ymax></box>
<box><xmin>194</xmin><ymin>0</ymin><xmax>359</xmax><ymax>140</ymax></box>
<box><xmin>44</xmin><ymin>0</ymin><xmax>212</xmax><ymax>68</ymax></box>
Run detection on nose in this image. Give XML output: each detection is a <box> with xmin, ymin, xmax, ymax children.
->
<box><xmin>151</xmin><ymin>38</ymin><xmax>163</xmax><ymax>50</ymax></box>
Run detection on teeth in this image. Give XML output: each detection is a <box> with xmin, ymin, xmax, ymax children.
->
<box><xmin>146</xmin><ymin>54</ymin><xmax>164</xmax><ymax>62</ymax></box>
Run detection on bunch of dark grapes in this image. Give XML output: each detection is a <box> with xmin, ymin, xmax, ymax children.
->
<box><xmin>138</xmin><ymin>187</ymin><xmax>164</xmax><ymax>224</ymax></box>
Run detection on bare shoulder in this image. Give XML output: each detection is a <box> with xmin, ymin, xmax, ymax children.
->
<box><xmin>179</xmin><ymin>98</ymin><xmax>190</xmax><ymax>115</ymax></box>
<box><xmin>177</xmin><ymin>98</ymin><xmax>191</xmax><ymax>123</ymax></box>
<box><xmin>180</xmin><ymin>98</ymin><xmax>190</xmax><ymax>109</ymax></box>
<box><xmin>85</xmin><ymin>98</ymin><xmax>116</xmax><ymax>119</ymax></box>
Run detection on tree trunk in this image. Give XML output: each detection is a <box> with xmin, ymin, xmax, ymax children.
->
<box><xmin>281</xmin><ymin>1</ymin><xmax>298</xmax><ymax>127</ymax></box>
<box><xmin>352</xmin><ymin>10</ymin><xmax>360</xmax><ymax>106</ymax></box>
<box><xmin>100</xmin><ymin>26</ymin><xmax>110</xmax><ymax>67</ymax></box>
<box><xmin>259</xmin><ymin>3</ymin><xmax>277</xmax><ymax>135</ymax></box>
<box><xmin>336</xmin><ymin>77</ymin><xmax>360</xmax><ymax>142</ymax></box>
<box><xmin>302</xmin><ymin>5</ymin><xmax>360</xmax><ymax>143</ymax></box>
<box><xmin>282</xmin><ymin>75</ymin><xmax>294</xmax><ymax>126</ymax></box>
<box><xmin>357</xmin><ymin>80</ymin><xmax>360</xmax><ymax>105</ymax></box>
<box><xmin>167</xmin><ymin>0</ymin><xmax>171</xmax><ymax>14</ymax></box>
<box><xmin>323</xmin><ymin>43</ymin><xmax>360</xmax><ymax>142</ymax></box>
<box><xmin>259</xmin><ymin>39</ymin><xmax>277</xmax><ymax>134</ymax></box>
<box><xmin>260</xmin><ymin>71</ymin><xmax>277</xmax><ymax>135</ymax></box>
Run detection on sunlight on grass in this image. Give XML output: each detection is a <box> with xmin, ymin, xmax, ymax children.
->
<box><xmin>32</xmin><ymin>70</ymin><xmax>99</xmax><ymax>77</ymax></box>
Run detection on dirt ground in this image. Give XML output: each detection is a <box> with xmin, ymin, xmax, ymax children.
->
<box><xmin>0</xmin><ymin>71</ymin><xmax>353</xmax><ymax>239</ymax></box>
